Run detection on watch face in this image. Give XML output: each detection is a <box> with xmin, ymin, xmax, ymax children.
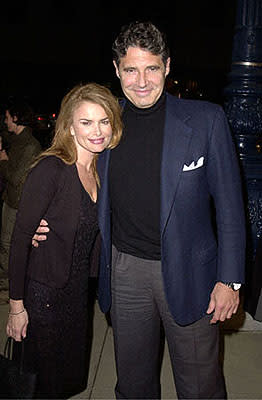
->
<box><xmin>233</xmin><ymin>283</ymin><xmax>241</xmax><ymax>290</ymax></box>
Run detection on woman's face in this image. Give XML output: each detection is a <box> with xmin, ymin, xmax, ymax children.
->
<box><xmin>70</xmin><ymin>101</ymin><xmax>113</xmax><ymax>156</ymax></box>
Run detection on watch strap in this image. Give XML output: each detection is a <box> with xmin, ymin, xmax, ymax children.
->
<box><xmin>222</xmin><ymin>282</ymin><xmax>241</xmax><ymax>291</ymax></box>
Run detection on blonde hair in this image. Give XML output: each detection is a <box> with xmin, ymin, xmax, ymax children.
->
<box><xmin>33</xmin><ymin>82</ymin><xmax>123</xmax><ymax>185</ymax></box>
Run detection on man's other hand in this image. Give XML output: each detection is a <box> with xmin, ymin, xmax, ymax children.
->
<box><xmin>32</xmin><ymin>219</ymin><xmax>49</xmax><ymax>248</ymax></box>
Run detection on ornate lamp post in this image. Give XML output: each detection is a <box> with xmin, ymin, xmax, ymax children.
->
<box><xmin>224</xmin><ymin>0</ymin><xmax>262</xmax><ymax>319</ymax></box>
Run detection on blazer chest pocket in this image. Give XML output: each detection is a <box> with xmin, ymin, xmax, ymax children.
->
<box><xmin>182</xmin><ymin>164</ymin><xmax>205</xmax><ymax>178</ymax></box>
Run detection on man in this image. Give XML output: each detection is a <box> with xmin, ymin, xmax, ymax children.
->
<box><xmin>34</xmin><ymin>21</ymin><xmax>246</xmax><ymax>399</ymax></box>
<box><xmin>97</xmin><ymin>21</ymin><xmax>246</xmax><ymax>399</ymax></box>
<box><xmin>0</xmin><ymin>100</ymin><xmax>41</xmax><ymax>291</ymax></box>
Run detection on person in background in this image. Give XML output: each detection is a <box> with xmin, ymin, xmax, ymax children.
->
<box><xmin>6</xmin><ymin>83</ymin><xmax>122</xmax><ymax>399</ymax></box>
<box><xmin>0</xmin><ymin>110</ymin><xmax>10</xmax><ymax>299</ymax></box>
<box><xmin>32</xmin><ymin>21</ymin><xmax>246</xmax><ymax>399</ymax></box>
<box><xmin>0</xmin><ymin>100</ymin><xmax>41</xmax><ymax>293</ymax></box>
<box><xmin>0</xmin><ymin>110</ymin><xmax>9</xmax><ymax>219</ymax></box>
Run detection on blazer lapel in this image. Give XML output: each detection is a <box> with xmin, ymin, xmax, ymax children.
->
<box><xmin>160</xmin><ymin>96</ymin><xmax>193</xmax><ymax>236</ymax></box>
<box><xmin>97</xmin><ymin>150</ymin><xmax>111</xmax><ymax>251</ymax></box>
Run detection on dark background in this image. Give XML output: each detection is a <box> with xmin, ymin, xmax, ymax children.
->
<box><xmin>0</xmin><ymin>0</ymin><xmax>238</xmax><ymax>113</ymax></box>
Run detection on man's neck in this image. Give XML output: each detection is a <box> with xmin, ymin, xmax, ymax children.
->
<box><xmin>14</xmin><ymin>125</ymin><xmax>25</xmax><ymax>135</ymax></box>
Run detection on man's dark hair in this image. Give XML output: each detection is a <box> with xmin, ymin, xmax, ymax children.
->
<box><xmin>112</xmin><ymin>21</ymin><xmax>170</xmax><ymax>67</ymax></box>
<box><xmin>6</xmin><ymin>99</ymin><xmax>34</xmax><ymax>127</ymax></box>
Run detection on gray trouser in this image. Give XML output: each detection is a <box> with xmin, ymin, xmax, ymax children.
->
<box><xmin>111</xmin><ymin>246</ymin><xmax>226</xmax><ymax>399</ymax></box>
<box><xmin>0</xmin><ymin>202</ymin><xmax>17</xmax><ymax>283</ymax></box>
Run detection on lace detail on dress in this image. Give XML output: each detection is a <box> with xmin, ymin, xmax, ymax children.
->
<box><xmin>23</xmin><ymin>186</ymin><xmax>99</xmax><ymax>398</ymax></box>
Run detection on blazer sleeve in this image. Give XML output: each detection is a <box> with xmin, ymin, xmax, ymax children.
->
<box><xmin>9</xmin><ymin>156</ymin><xmax>64</xmax><ymax>299</ymax></box>
<box><xmin>206</xmin><ymin>106</ymin><xmax>246</xmax><ymax>283</ymax></box>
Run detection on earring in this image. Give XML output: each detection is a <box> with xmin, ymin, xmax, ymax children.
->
<box><xmin>70</xmin><ymin>128</ymin><xmax>75</xmax><ymax>136</ymax></box>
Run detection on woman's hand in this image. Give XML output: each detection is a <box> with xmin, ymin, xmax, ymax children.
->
<box><xmin>6</xmin><ymin>300</ymin><xmax>29</xmax><ymax>342</ymax></box>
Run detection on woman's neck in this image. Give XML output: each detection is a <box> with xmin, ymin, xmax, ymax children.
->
<box><xmin>76</xmin><ymin>152</ymin><xmax>94</xmax><ymax>172</ymax></box>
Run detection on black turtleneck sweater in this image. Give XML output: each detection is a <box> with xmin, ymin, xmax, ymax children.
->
<box><xmin>109</xmin><ymin>92</ymin><xmax>166</xmax><ymax>260</ymax></box>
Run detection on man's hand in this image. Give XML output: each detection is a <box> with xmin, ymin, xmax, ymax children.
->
<box><xmin>32</xmin><ymin>219</ymin><xmax>49</xmax><ymax>248</ymax></box>
<box><xmin>206</xmin><ymin>282</ymin><xmax>240</xmax><ymax>324</ymax></box>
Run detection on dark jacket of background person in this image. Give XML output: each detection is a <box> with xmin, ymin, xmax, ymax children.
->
<box><xmin>8</xmin><ymin>155</ymin><xmax>95</xmax><ymax>299</ymax></box>
<box><xmin>0</xmin><ymin>126</ymin><xmax>41</xmax><ymax>209</ymax></box>
<box><xmin>0</xmin><ymin>129</ymin><xmax>10</xmax><ymax>195</ymax></box>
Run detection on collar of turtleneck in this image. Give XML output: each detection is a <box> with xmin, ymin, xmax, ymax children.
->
<box><xmin>124</xmin><ymin>91</ymin><xmax>166</xmax><ymax>115</ymax></box>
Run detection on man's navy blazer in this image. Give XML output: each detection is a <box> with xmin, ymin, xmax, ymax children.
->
<box><xmin>97</xmin><ymin>93</ymin><xmax>246</xmax><ymax>326</ymax></box>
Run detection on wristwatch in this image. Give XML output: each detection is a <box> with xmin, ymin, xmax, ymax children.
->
<box><xmin>223</xmin><ymin>282</ymin><xmax>242</xmax><ymax>291</ymax></box>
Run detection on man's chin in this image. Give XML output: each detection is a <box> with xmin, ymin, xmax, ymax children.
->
<box><xmin>124</xmin><ymin>90</ymin><xmax>162</xmax><ymax>109</ymax></box>
<box><xmin>128</xmin><ymin>96</ymin><xmax>156</xmax><ymax>109</ymax></box>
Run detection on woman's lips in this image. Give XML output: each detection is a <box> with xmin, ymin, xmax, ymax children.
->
<box><xmin>89</xmin><ymin>138</ymin><xmax>105</xmax><ymax>144</ymax></box>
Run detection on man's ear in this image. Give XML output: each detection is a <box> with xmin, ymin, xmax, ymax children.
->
<box><xmin>165</xmin><ymin>57</ymin><xmax>171</xmax><ymax>77</ymax></box>
<box><xmin>113</xmin><ymin>60</ymin><xmax>120</xmax><ymax>79</ymax></box>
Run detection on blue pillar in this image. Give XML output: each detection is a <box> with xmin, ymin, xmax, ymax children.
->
<box><xmin>224</xmin><ymin>0</ymin><xmax>262</xmax><ymax>319</ymax></box>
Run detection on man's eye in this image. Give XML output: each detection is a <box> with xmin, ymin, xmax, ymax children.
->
<box><xmin>149</xmin><ymin>66</ymin><xmax>159</xmax><ymax>72</ymax></box>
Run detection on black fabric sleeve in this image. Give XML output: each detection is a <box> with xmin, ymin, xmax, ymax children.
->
<box><xmin>8</xmin><ymin>156</ymin><xmax>64</xmax><ymax>299</ymax></box>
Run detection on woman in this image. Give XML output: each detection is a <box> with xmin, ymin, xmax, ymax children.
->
<box><xmin>6</xmin><ymin>83</ymin><xmax>122</xmax><ymax>398</ymax></box>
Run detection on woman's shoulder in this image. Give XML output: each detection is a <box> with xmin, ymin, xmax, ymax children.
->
<box><xmin>35</xmin><ymin>155</ymin><xmax>67</xmax><ymax>169</ymax></box>
<box><xmin>27</xmin><ymin>156</ymin><xmax>73</xmax><ymax>185</ymax></box>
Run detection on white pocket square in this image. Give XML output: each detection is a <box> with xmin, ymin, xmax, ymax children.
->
<box><xmin>183</xmin><ymin>156</ymin><xmax>204</xmax><ymax>171</ymax></box>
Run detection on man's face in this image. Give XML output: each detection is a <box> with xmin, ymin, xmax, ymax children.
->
<box><xmin>4</xmin><ymin>110</ymin><xmax>17</xmax><ymax>133</ymax></box>
<box><xmin>113</xmin><ymin>47</ymin><xmax>170</xmax><ymax>109</ymax></box>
